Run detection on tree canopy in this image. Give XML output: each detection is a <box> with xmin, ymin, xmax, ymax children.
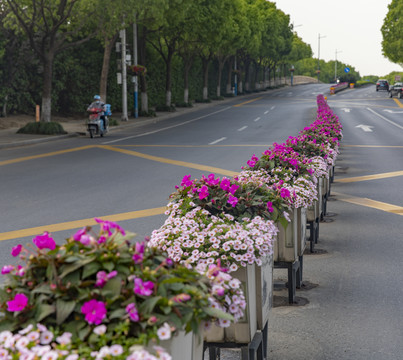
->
<box><xmin>381</xmin><ymin>0</ymin><xmax>403</xmax><ymax>66</ymax></box>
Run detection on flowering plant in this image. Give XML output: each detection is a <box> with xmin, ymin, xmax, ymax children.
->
<box><xmin>0</xmin><ymin>324</ymin><xmax>172</xmax><ymax>360</ymax></box>
<box><xmin>149</xmin><ymin>202</ymin><xmax>278</xmax><ymax>273</ymax></box>
<box><xmin>169</xmin><ymin>173</ymin><xmax>289</xmax><ymax>224</ymax></box>
<box><xmin>127</xmin><ymin>65</ymin><xmax>147</xmax><ymax>76</ymax></box>
<box><xmin>0</xmin><ymin>219</ymin><xmax>242</xmax><ymax>348</ymax></box>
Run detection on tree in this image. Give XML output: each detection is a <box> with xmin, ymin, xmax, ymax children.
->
<box><xmin>381</xmin><ymin>0</ymin><xmax>403</xmax><ymax>66</ymax></box>
<box><xmin>4</xmin><ymin>0</ymin><xmax>101</xmax><ymax>122</ymax></box>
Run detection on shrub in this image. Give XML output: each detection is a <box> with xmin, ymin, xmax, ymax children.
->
<box><xmin>17</xmin><ymin>122</ymin><xmax>67</xmax><ymax>135</ymax></box>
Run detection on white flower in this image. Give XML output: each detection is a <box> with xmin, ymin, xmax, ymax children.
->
<box><xmin>157</xmin><ymin>323</ymin><xmax>172</xmax><ymax>341</ymax></box>
<box><xmin>40</xmin><ymin>331</ymin><xmax>53</xmax><ymax>345</ymax></box>
<box><xmin>93</xmin><ymin>325</ymin><xmax>107</xmax><ymax>335</ymax></box>
<box><xmin>40</xmin><ymin>350</ymin><xmax>59</xmax><ymax>360</ymax></box>
<box><xmin>109</xmin><ymin>344</ymin><xmax>123</xmax><ymax>356</ymax></box>
<box><xmin>19</xmin><ymin>325</ymin><xmax>34</xmax><ymax>335</ymax></box>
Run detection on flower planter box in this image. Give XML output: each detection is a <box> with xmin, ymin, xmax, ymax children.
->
<box><xmin>256</xmin><ymin>254</ymin><xmax>273</xmax><ymax>330</ymax></box>
<box><xmin>160</xmin><ymin>328</ymin><xmax>204</xmax><ymax>360</ymax></box>
<box><xmin>296</xmin><ymin>207</ymin><xmax>307</xmax><ymax>256</ymax></box>
<box><xmin>274</xmin><ymin>208</ymin><xmax>298</xmax><ymax>262</ymax></box>
<box><xmin>204</xmin><ymin>264</ymin><xmax>257</xmax><ymax>344</ymax></box>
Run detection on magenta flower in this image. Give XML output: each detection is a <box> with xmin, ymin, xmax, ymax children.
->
<box><xmin>95</xmin><ymin>270</ymin><xmax>118</xmax><ymax>288</ymax></box>
<box><xmin>81</xmin><ymin>299</ymin><xmax>107</xmax><ymax>325</ymax></box>
<box><xmin>134</xmin><ymin>277</ymin><xmax>154</xmax><ymax>296</ymax></box>
<box><xmin>32</xmin><ymin>232</ymin><xmax>56</xmax><ymax>250</ymax></box>
<box><xmin>1</xmin><ymin>265</ymin><xmax>14</xmax><ymax>274</ymax></box>
<box><xmin>126</xmin><ymin>303</ymin><xmax>140</xmax><ymax>322</ymax></box>
<box><xmin>266</xmin><ymin>201</ymin><xmax>274</xmax><ymax>213</ymax></box>
<box><xmin>11</xmin><ymin>244</ymin><xmax>22</xmax><ymax>257</ymax></box>
<box><xmin>95</xmin><ymin>218</ymin><xmax>126</xmax><ymax>236</ymax></box>
<box><xmin>7</xmin><ymin>293</ymin><xmax>28</xmax><ymax>312</ymax></box>
<box><xmin>73</xmin><ymin>228</ymin><xmax>87</xmax><ymax>242</ymax></box>
<box><xmin>228</xmin><ymin>184</ymin><xmax>239</xmax><ymax>195</ymax></box>
<box><xmin>280</xmin><ymin>188</ymin><xmax>291</xmax><ymax>198</ymax></box>
<box><xmin>180</xmin><ymin>174</ymin><xmax>193</xmax><ymax>187</ymax></box>
<box><xmin>198</xmin><ymin>185</ymin><xmax>209</xmax><ymax>200</ymax></box>
<box><xmin>228</xmin><ymin>195</ymin><xmax>238</xmax><ymax>207</ymax></box>
<box><xmin>220</xmin><ymin>177</ymin><xmax>231</xmax><ymax>192</ymax></box>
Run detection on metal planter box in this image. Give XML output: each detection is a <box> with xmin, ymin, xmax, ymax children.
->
<box><xmin>160</xmin><ymin>328</ymin><xmax>204</xmax><ymax>360</ymax></box>
<box><xmin>204</xmin><ymin>264</ymin><xmax>258</xmax><ymax>343</ymax></box>
<box><xmin>296</xmin><ymin>207</ymin><xmax>307</xmax><ymax>256</ymax></box>
<box><xmin>274</xmin><ymin>208</ymin><xmax>298</xmax><ymax>262</ymax></box>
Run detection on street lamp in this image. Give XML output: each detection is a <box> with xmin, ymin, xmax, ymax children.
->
<box><xmin>317</xmin><ymin>33</ymin><xmax>326</xmax><ymax>83</ymax></box>
<box><xmin>334</xmin><ymin>49</ymin><xmax>342</xmax><ymax>83</ymax></box>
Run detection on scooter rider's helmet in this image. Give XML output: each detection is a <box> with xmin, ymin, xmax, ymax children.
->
<box><xmin>94</xmin><ymin>95</ymin><xmax>101</xmax><ymax>100</ymax></box>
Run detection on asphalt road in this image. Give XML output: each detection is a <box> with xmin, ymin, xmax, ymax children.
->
<box><xmin>1</xmin><ymin>83</ymin><xmax>402</xmax><ymax>359</ymax></box>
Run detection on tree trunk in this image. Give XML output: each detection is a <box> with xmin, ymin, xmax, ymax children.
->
<box><xmin>226</xmin><ymin>57</ymin><xmax>233</xmax><ymax>94</ymax></box>
<box><xmin>41</xmin><ymin>53</ymin><xmax>54</xmax><ymax>122</ymax></box>
<box><xmin>2</xmin><ymin>95</ymin><xmax>8</xmax><ymax>117</ymax></box>
<box><xmin>202</xmin><ymin>58</ymin><xmax>210</xmax><ymax>100</ymax></box>
<box><xmin>165</xmin><ymin>50</ymin><xmax>173</xmax><ymax>107</ymax></box>
<box><xmin>138</xmin><ymin>26</ymin><xmax>148</xmax><ymax>113</ymax></box>
<box><xmin>100</xmin><ymin>34</ymin><xmax>118</xmax><ymax>103</ymax></box>
<box><xmin>183</xmin><ymin>58</ymin><xmax>193</xmax><ymax>104</ymax></box>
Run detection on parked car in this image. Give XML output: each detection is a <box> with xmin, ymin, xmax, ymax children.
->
<box><xmin>376</xmin><ymin>79</ymin><xmax>389</xmax><ymax>91</ymax></box>
<box><xmin>389</xmin><ymin>82</ymin><xmax>403</xmax><ymax>98</ymax></box>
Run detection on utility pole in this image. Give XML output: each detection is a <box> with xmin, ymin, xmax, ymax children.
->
<box><xmin>234</xmin><ymin>56</ymin><xmax>237</xmax><ymax>96</ymax></box>
<box><xmin>335</xmin><ymin>49</ymin><xmax>342</xmax><ymax>83</ymax></box>
<box><xmin>133</xmin><ymin>19</ymin><xmax>138</xmax><ymax>118</ymax></box>
<box><xmin>120</xmin><ymin>27</ymin><xmax>128</xmax><ymax>121</ymax></box>
<box><xmin>317</xmin><ymin>33</ymin><xmax>326</xmax><ymax>83</ymax></box>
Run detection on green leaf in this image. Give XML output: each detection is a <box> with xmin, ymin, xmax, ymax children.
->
<box><xmin>36</xmin><ymin>303</ymin><xmax>56</xmax><ymax>322</ymax></box>
<box><xmin>56</xmin><ymin>299</ymin><xmax>76</xmax><ymax>325</ymax></box>
<box><xmin>82</xmin><ymin>261</ymin><xmax>101</xmax><ymax>279</ymax></box>
<box><xmin>32</xmin><ymin>283</ymin><xmax>53</xmax><ymax>295</ymax></box>
<box><xmin>103</xmin><ymin>262</ymin><xmax>115</xmax><ymax>272</ymax></box>
<box><xmin>59</xmin><ymin>257</ymin><xmax>94</xmax><ymax>278</ymax></box>
<box><xmin>278</xmin><ymin>216</ymin><xmax>289</xmax><ymax>230</ymax></box>
<box><xmin>202</xmin><ymin>306</ymin><xmax>234</xmax><ymax>321</ymax></box>
<box><xmin>101</xmin><ymin>276</ymin><xmax>122</xmax><ymax>297</ymax></box>
<box><xmin>138</xmin><ymin>296</ymin><xmax>162</xmax><ymax>314</ymax></box>
<box><xmin>108</xmin><ymin>308</ymin><xmax>127</xmax><ymax>320</ymax></box>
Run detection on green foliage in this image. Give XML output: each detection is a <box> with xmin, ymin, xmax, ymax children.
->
<box><xmin>0</xmin><ymin>223</ymin><xmax>235</xmax><ymax>344</ymax></box>
<box><xmin>16</xmin><ymin>122</ymin><xmax>67</xmax><ymax>135</ymax></box>
<box><xmin>381</xmin><ymin>0</ymin><xmax>403</xmax><ymax>66</ymax></box>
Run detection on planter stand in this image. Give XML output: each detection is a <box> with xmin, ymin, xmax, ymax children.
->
<box><xmin>273</xmin><ymin>259</ymin><xmax>301</xmax><ymax>304</ymax></box>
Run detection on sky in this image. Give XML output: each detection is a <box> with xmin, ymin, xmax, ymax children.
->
<box><xmin>274</xmin><ymin>0</ymin><xmax>403</xmax><ymax>77</ymax></box>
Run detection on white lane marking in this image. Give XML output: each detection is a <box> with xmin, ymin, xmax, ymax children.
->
<box><xmin>264</xmin><ymin>110</ymin><xmax>269</xmax><ymax>114</ymax></box>
<box><xmin>384</xmin><ymin>109</ymin><xmax>403</xmax><ymax>114</ymax></box>
<box><xmin>366</xmin><ymin>108</ymin><xmax>403</xmax><ymax>130</ymax></box>
<box><xmin>238</xmin><ymin>126</ymin><xmax>248</xmax><ymax>131</ymax></box>
<box><xmin>355</xmin><ymin>124</ymin><xmax>374</xmax><ymax>132</ymax></box>
<box><xmin>254</xmin><ymin>117</ymin><xmax>261</xmax><ymax>122</ymax></box>
<box><xmin>270</xmin><ymin>106</ymin><xmax>275</xmax><ymax>110</ymax></box>
<box><xmin>341</xmin><ymin>108</ymin><xmax>351</xmax><ymax>112</ymax></box>
<box><xmin>103</xmin><ymin>106</ymin><xmax>232</xmax><ymax>144</ymax></box>
<box><xmin>209</xmin><ymin>137</ymin><xmax>227</xmax><ymax>145</ymax></box>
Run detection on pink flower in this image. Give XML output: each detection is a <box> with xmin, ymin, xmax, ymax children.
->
<box><xmin>171</xmin><ymin>293</ymin><xmax>191</xmax><ymax>303</ymax></box>
<box><xmin>7</xmin><ymin>293</ymin><xmax>28</xmax><ymax>312</ymax></box>
<box><xmin>181</xmin><ymin>174</ymin><xmax>193</xmax><ymax>187</ymax></box>
<box><xmin>198</xmin><ymin>185</ymin><xmax>209</xmax><ymax>200</ymax></box>
<box><xmin>220</xmin><ymin>177</ymin><xmax>231</xmax><ymax>191</ymax></box>
<box><xmin>228</xmin><ymin>184</ymin><xmax>239</xmax><ymax>195</ymax></box>
<box><xmin>280</xmin><ymin>188</ymin><xmax>291</xmax><ymax>198</ymax></box>
<box><xmin>228</xmin><ymin>195</ymin><xmax>238</xmax><ymax>207</ymax></box>
<box><xmin>126</xmin><ymin>303</ymin><xmax>140</xmax><ymax>322</ymax></box>
<box><xmin>134</xmin><ymin>277</ymin><xmax>154</xmax><ymax>296</ymax></box>
<box><xmin>266</xmin><ymin>201</ymin><xmax>274</xmax><ymax>213</ymax></box>
<box><xmin>73</xmin><ymin>228</ymin><xmax>87</xmax><ymax>242</ymax></box>
<box><xmin>1</xmin><ymin>265</ymin><xmax>14</xmax><ymax>274</ymax></box>
<box><xmin>95</xmin><ymin>218</ymin><xmax>126</xmax><ymax>236</ymax></box>
<box><xmin>81</xmin><ymin>299</ymin><xmax>107</xmax><ymax>325</ymax></box>
<box><xmin>32</xmin><ymin>232</ymin><xmax>56</xmax><ymax>250</ymax></box>
<box><xmin>11</xmin><ymin>244</ymin><xmax>22</xmax><ymax>257</ymax></box>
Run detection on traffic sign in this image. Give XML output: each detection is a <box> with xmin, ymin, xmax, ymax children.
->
<box><xmin>344</xmin><ymin>67</ymin><xmax>350</xmax><ymax>73</ymax></box>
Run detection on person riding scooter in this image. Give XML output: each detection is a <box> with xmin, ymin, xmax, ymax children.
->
<box><xmin>87</xmin><ymin>95</ymin><xmax>107</xmax><ymax>132</ymax></box>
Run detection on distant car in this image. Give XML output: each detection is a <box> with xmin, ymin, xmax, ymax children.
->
<box><xmin>376</xmin><ymin>79</ymin><xmax>389</xmax><ymax>91</ymax></box>
<box><xmin>389</xmin><ymin>82</ymin><xmax>403</xmax><ymax>98</ymax></box>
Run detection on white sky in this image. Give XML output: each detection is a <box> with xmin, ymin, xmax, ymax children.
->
<box><xmin>274</xmin><ymin>0</ymin><xmax>403</xmax><ymax>77</ymax></box>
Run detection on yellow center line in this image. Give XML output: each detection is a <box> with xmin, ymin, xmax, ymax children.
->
<box><xmin>333</xmin><ymin>191</ymin><xmax>403</xmax><ymax>215</ymax></box>
<box><xmin>393</xmin><ymin>98</ymin><xmax>403</xmax><ymax>108</ymax></box>
<box><xmin>234</xmin><ymin>97</ymin><xmax>263</xmax><ymax>107</ymax></box>
<box><xmin>335</xmin><ymin>170</ymin><xmax>403</xmax><ymax>183</ymax></box>
<box><xmin>342</xmin><ymin>145</ymin><xmax>403</xmax><ymax>148</ymax></box>
<box><xmin>99</xmin><ymin>145</ymin><xmax>239</xmax><ymax>177</ymax></box>
<box><xmin>0</xmin><ymin>145</ymin><xmax>96</xmax><ymax>166</ymax></box>
<box><xmin>0</xmin><ymin>207</ymin><xmax>167</xmax><ymax>242</ymax></box>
